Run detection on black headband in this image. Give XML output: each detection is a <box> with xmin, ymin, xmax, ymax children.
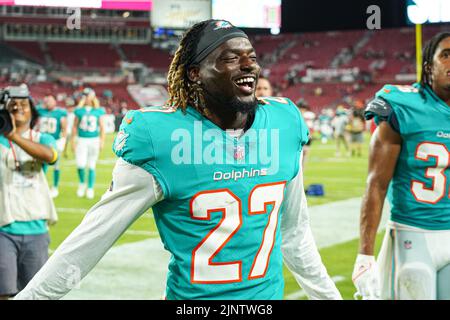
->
<box><xmin>189</xmin><ymin>20</ymin><xmax>249</xmax><ymax>66</ymax></box>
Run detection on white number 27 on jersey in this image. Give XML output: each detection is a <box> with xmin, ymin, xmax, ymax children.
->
<box><xmin>411</xmin><ymin>142</ymin><xmax>450</xmax><ymax>204</ymax></box>
<box><xmin>190</xmin><ymin>182</ymin><xmax>286</xmax><ymax>284</ymax></box>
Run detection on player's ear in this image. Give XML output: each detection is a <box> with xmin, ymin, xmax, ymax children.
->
<box><xmin>187</xmin><ymin>65</ymin><xmax>200</xmax><ymax>84</ymax></box>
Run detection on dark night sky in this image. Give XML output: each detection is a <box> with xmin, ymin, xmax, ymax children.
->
<box><xmin>281</xmin><ymin>0</ymin><xmax>407</xmax><ymax>33</ymax></box>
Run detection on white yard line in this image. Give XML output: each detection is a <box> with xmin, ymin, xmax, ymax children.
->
<box><xmin>285</xmin><ymin>276</ymin><xmax>346</xmax><ymax>300</ymax></box>
<box><xmin>124</xmin><ymin>230</ymin><xmax>159</xmax><ymax>237</ymax></box>
<box><xmin>56</xmin><ymin>207</ymin><xmax>89</xmax><ymax>214</ymax></box>
<box><xmin>56</xmin><ymin>208</ymin><xmax>154</xmax><ymax>219</ymax></box>
<box><xmin>63</xmin><ymin>159</ymin><xmax>117</xmax><ymax>166</ymax></box>
<box><xmin>57</xmin><ymin>182</ymin><xmax>110</xmax><ymax>188</ymax></box>
<box><xmin>63</xmin><ymin>238</ymin><xmax>169</xmax><ymax>300</ymax></box>
<box><xmin>307</xmin><ymin>198</ymin><xmax>389</xmax><ymax>249</ymax></box>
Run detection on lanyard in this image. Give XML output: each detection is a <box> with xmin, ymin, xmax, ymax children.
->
<box><xmin>8</xmin><ymin>130</ymin><xmax>34</xmax><ymax>172</ymax></box>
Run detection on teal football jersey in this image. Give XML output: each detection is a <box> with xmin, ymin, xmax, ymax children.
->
<box><xmin>37</xmin><ymin>107</ymin><xmax>68</xmax><ymax>140</ymax></box>
<box><xmin>113</xmin><ymin>97</ymin><xmax>309</xmax><ymax>299</ymax></box>
<box><xmin>74</xmin><ymin>106</ymin><xmax>106</xmax><ymax>138</ymax></box>
<box><xmin>375</xmin><ymin>83</ymin><xmax>450</xmax><ymax>230</ymax></box>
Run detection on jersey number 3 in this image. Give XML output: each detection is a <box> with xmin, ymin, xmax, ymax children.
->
<box><xmin>411</xmin><ymin>142</ymin><xmax>450</xmax><ymax>204</ymax></box>
<box><xmin>190</xmin><ymin>182</ymin><xmax>286</xmax><ymax>284</ymax></box>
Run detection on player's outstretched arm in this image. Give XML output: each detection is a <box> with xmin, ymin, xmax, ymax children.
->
<box><xmin>352</xmin><ymin>121</ymin><xmax>401</xmax><ymax>299</ymax></box>
<box><xmin>358</xmin><ymin>121</ymin><xmax>401</xmax><ymax>255</ymax></box>
<box><xmin>14</xmin><ymin>159</ymin><xmax>164</xmax><ymax>300</ymax></box>
<box><xmin>281</xmin><ymin>153</ymin><xmax>342</xmax><ymax>300</ymax></box>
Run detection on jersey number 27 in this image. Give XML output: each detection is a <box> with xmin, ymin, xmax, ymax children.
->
<box><xmin>190</xmin><ymin>182</ymin><xmax>285</xmax><ymax>284</ymax></box>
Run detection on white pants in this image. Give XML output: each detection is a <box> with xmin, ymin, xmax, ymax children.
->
<box><xmin>75</xmin><ymin>137</ymin><xmax>100</xmax><ymax>170</ymax></box>
<box><xmin>378</xmin><ymin>221</ymin><xmax>450</xmax><ymax>300</ymax></box>
<box><xmin>54</xmin><ymin>138</ymin><xmax>66</xmax><ymax>171</ymax></box>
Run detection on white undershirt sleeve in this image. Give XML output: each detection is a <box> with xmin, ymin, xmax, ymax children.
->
<box><xmin>14</xmin><ymin>158</ymin><xmax>164</xmax><ymax>300</ymax></box>
<box><xmin>281</xmin><ymin>152</ymin><xmax>342</xmax><ymax>300</ymax></box>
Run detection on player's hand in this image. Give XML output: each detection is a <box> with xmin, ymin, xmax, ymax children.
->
<box><xmin>352</xmin><ymin>254</ymin><xmax>381</xmax><ymax>300</ymax></box>
<box><xmin>5</xmin><ymin>113</ymin><xmax>17</xmax><ymax>139</ymax></box>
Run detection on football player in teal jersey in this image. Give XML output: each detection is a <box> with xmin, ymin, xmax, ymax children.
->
<box><xmin>353</xmin><ymin>32</ymin><xmax>450</xmax><ymax>300</ymax></box>
<box><xmin>15</xmin><ymin>20</ymin><xmax>341</xmax><ymax>300</ymax></box>
<box><xmin>37</xmin><ymin>95</ymin><xmax>67</xmax><ymax>198</ymax></box>
<box><xmin>71</xmin><ymin>88</ymin><xmax>106</xmax><ymax>199</ymax></box>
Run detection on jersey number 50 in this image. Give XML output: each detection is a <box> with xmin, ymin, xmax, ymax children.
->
<box><xmin>411</xmin><ymin>142</ymin><xmax>450</xmax><ymax>204</ymax></box>
<box><xmin>39</xmin><ymin>117</ymin><xmax>58</xmax><ymax>134</ymax></box>
<box><xmin>190</xmin><ymin>182</ymin><xmax>286</xmax><ymax>284</ymax></box>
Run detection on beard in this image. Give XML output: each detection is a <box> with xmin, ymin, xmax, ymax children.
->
<box><xmin>203</xmin><ymin>88</ymin><xmax>258</xmax><ymax>119</ymax></box>
<box><xmin>226</xmin><ymin>95</ymin><xmax>258</xmax><ymax>114</ymax></box>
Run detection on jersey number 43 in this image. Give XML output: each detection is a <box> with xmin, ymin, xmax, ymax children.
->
<box><xmin>79</xmin><ymin>115</ymin><xmax>98</xmax><ymax>132</ymax></box>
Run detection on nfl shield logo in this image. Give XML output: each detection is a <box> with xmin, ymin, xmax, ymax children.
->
<box><xmin>404</xmin><ymin>240</ymin><xmax>412</xmax><ymax>249</ymax></box>
<box><xmin>234</xmin><ymin>145</ymin><xmax>245</xmax><ymax>160</ymax></box>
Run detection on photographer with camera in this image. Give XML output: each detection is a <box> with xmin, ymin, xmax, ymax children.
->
<box><xmin>0</xmin><ymin>86</ymin><xmax>58</xmax><ymax>299</ymax></box>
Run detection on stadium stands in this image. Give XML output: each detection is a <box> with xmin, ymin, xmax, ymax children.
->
<box><xmin>121</xmin><ymin>44</ymin><xmax>172</xmax><ymax>71</ymax></box>
<box><xmin>2</xmin><ymin>25</ymin><xmax>447</xmax><ymax>114</ymax></box>
<box><xmin>46</xmin><ymin>42</ymin><xmax>121</xmax><ymax>70</ymax></box>
<box><xmin>5</xmin><ymin>40</ymin><xmax>46</xmax><ymax>64</ymax></box>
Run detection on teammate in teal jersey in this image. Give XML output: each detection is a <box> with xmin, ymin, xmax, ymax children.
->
<box><xmin>14</xmin><ymin>20</ymin><xmax>341</xmax><ymax>300</ymax></box>
<box><xmin>353</xmin><ymin>32</ymin><xmax>450</xmax><ymax>300</ymax></box>
<box><xmin>71</xmin><ymin>88</ymin><xmax>105</xmax><ymax>199</ymax></box>
<box><xmin>37</xmin><ymin>95</ymin><xmax>67</xmax><ymax>198</ymax></box>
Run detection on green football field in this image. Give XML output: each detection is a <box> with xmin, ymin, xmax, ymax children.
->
<box><xmin>46</xmin><ymin>132</ymin><xmax>383</xmax><ymax>300</ymax></box>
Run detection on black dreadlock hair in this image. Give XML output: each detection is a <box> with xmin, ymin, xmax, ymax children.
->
<box><xmin>419</xmin><ymin>31</ymin><xmax>450</xmax><ymax>99</ymax></box>
<box><xmin>166</xmin><ymin>20</ymin><xmax>214</xmax><ymax>116</ymax></box>
<box><xmin>29</xmin><ymin>98</ymin><xmax>39</xmax><ymax>129</ymax></box>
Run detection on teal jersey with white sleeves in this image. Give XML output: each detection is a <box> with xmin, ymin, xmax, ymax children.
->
<box><xmin>113</xmin><ymin>97</ymin><xmax>309</xmax><ymax>299</ymax></box>
<box><xmin>373</xmin><ymin>83</ymin><xmax>450</xmax><ymax>230</ymax></box>
<box><xmin>74</xmin><ymin>106</ymin><xmax>106</xmax><ymax>138</ymax></box>
<box><xmin>37</xmin><ymin>107</ymin><xmax>68</xmax><ymax>140</ymax></box>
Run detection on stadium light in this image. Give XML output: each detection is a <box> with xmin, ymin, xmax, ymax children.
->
<box><xmin>407</xmin><ymin>0</ymin><xmax>450</xmax><ymax>24</ymax></box>
<box><xmin>270</xmin><ymin>27</ymin><xmax>280</xmax><ymax>35</ymax></box>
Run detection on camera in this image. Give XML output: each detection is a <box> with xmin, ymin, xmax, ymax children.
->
<box><xmin>0</xmin><ymin>86</ymin><xmax>30</xmax><ymax>135</ymax></box>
